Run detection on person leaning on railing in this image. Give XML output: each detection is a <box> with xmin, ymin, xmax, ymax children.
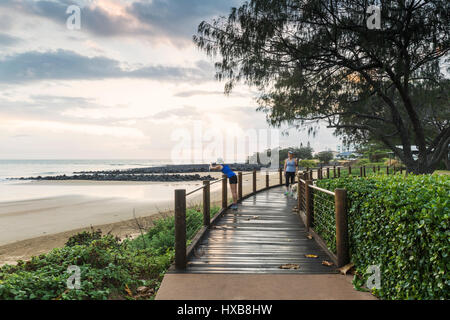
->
<box><xmin>209</xmin><ymin>159</ymin><xmax>238</xmax><ymax>210</ymax></box>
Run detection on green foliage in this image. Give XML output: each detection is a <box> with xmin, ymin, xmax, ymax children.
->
<box><xmin>317</xmin><ymin>151</ymin><xmax>334</xmax><ymax>164</ymax></box>
<box><xmin>299</xmin><ymin>160</ymin><xmax>316</xmax><ymax>168</ymax></box>
<box><xmin>250</xmin><ymin>146</ymin><xmax>314</xmax><ymax>167</ymax></box>
<box><xmin>65</xmin><ymin>228</ymin><xmax>103</xmax><ymax>247</ymax></box>
<box><xmin>194</xmin><ymin>0</ymin><xmax>450</xmax><ymax>174</ymax></box>
<box><xmin>356</xmin><ymin>142</ymin><xmax>390</xmax><ymax>163</ymax></box>
<box><xmin>356</xmin><ymin>158</ymin><xmax>371</xmax><ymax>165</ymax></box>
<box><xmin>317</xmin><ymin>174</ymin><xmax>450</xmax><ymax>300</ymax></box>
<box><xmin>0</xmin><ymin>206</ymin><xmax>220</xmax><ymax>300</ymax></box>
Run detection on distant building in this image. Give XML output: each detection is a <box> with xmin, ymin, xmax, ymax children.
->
<box><xmin>336</xmin><ymin>144</ymin><xmax>355</xmax><ymax>154</ymax></box>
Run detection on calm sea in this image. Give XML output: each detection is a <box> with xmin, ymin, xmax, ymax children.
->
<box><xmin>0</xmin><ymin>160</ymin><xmax>208</xmax><ymax>203</ymax></box>
<box><xmin>0</xmin><ymin>159</ymin><xmax>171</xmax><ymax>180</ymax></box>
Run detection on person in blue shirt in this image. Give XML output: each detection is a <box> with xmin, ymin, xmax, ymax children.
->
<box><xmin>284</xmin><ymin>151</ymin><xmax>298</xmax><ymax>196</ymax></box>
<box><xmin>209</xmin><ymin>159</ymin><xmax>238</xmax><ymax>210</ymax></box>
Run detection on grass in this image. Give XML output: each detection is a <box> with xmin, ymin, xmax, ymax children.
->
<box><xmin>434</xmin><ymin>170</ymin><xmax>450</xmax><ymax>176</ymax></box>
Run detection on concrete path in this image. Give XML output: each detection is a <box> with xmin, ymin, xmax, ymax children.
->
<box><xmin>156</xmin><ymin>274</ymin><xmax>376</xmax><ymax>300</ymax></box>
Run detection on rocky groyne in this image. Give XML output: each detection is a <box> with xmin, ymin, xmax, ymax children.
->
<box><xmin>15</xmin><ymin>173</ymin><xmax>217</xmax><ymax>182</ymax></box>
<box><xmin>11</xmin><ymin>164</ymin><xmax>264</xmax><ymax>182</ymax></box>
<box><xmin>74</xmin><ymin>163</ymin><xmax>262</xmax><ymax>174</ymax></box>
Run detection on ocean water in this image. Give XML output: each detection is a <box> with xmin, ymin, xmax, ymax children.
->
<box><xmin>0</xmin><ymin>160</ymin><xmax>208</xmax><ymax>203</ymax></box>
<box><xmin>0</xmin><ymin>159</ymin><xmax>170</xmax><ymax>180</ymax></box>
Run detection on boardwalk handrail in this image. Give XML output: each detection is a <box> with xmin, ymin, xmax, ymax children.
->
<box><xmin>302</xmin><ymin>164</ymin><xmax>404</xmax><ymax>180</ymax></box>
<box><xmin>174</xmin><ymin>168</ymin><xmax>286</xmax><ymax>270</ymax></box>
<box><xmin>297</xmin><ymin>171</ymin><xmax>349</xmax><ymax>267</ymax></box>
<box><xmin>175</xmin><ymin>164</ymin><xmax>406</xmax><ymax>271</ymax></box>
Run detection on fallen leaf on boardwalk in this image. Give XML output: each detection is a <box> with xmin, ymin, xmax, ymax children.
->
<box><xmin>305</xmin><ymin>254</ymin><xmax>318</xmax><ymax>258</ymax></box>
<box><xmin>125</xmin><ymin>284</ymin><xmax>133</xmax><ymax>297</ymax></box>
<box><xmin>322</xmin><ymin>260</ymin><xmax>334</xmax><ymax>267</ymax></box>
<box><xmin>338</xmin><ymin>263</ymin><xmax>355</xmax><ymax>275</ymax></box>
<box><xmin>279</xmin><ymin>264</ymin><xmax>300</xmax><ymax>270</ymax></box>
<box><xmin>306</xmin><ymin>235</ymin><xmax>313</xmax><ymax>240</ymax></box>
<box><xmin>252</xmin><ymin>216</ymin><xmax>259</xmax><ymax>219</ymax></box>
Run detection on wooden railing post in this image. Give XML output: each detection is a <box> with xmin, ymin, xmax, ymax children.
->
<box><xmin>279</xmin><ymin>168</ymin><xmax>283</xmax><ymax>185</ymax></box>
<box><xmin>266</xmin><ymin>171</ymin><xmax>270</xmax><ymax>189</ymax></box>
<box><xmin>337</xmin><ymin>167</ymin><xmax>341</xmax><ymax>178</ymax></box>
<box><xmin>360</xmin><ymin>167</ymin><xmax>363</xmax><ymax>177</ymax></box>
<box><xmin>348</xmin><ymin>166</ymin><xmax>352</xmax><ymax>175</ymax></box>
<box><xmin>363</xmin><ymin>166</ymin><xmax>366</xmax><ymax>177</ymax></box>
<box><xmin>297</xmin><ymin>173</ymin><xmax>302</xmax><ymax>211</ymax></box>
<box><xmin>203</xmin><ymin>181</ymin><xmax>210</xmax><ymax>227</ymax></box>
<box><xmin>222</xmin><ymin>174</ymin><xmax>228</xmax><ymax>209</ymax></box>
<box><xmin>333</xmin><ymin>165</ymin><xmax>336</xmax><ymax>178</ymax></box>
<box><xmin>238</xmin><ymin>172</ymin><xmax>243</xmax><ymax>201</ymax></box>
<box><xmin>175</xmin><ymin>189</ymin><xmax>187</xmax><ymax>270</ymax></box>
<box><xmin>305</xmin><ymin>180</ymin><xmax>313</xmax><ymax>230</ymax></box>
<box><xmin>252</xmin><ymin>170</ymin><xmax>257</xmax><ymax>194</ymax></box>
<box><xmin>327</xmin><ymin>167</ymin><xmax>330</xmax><ymax>179</ymax></box>
<box><xmin>373</xmin><ymin>166</ymin><xmax>376</xmax><ymax>173</ymax></box>
<box><xmin>378</xmin><ymin>165</ymin><xmax>381</xmax><ymax>172</ymax></box>
<box><xmin>335</xmin><ymin>188</ymin><xmax>349</xmax><ymax>268</ymax></box>
<box><xmin>386</xmin><ymin>166</ymin><xmax>390</xmax><ymax>175</ymax></box>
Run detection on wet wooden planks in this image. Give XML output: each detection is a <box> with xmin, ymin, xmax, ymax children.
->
<box><xmin>186</xmin><ymin>186</ymin><xmax>337</xmax><ymax>274</ymax></box>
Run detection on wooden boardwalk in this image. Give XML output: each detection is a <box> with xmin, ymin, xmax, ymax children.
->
<box><xmin>184</xmin><ymin>186</ymin><xmax>337</xmax><ymax>274</ymax></box>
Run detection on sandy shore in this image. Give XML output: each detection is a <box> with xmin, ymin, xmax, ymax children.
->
<box><xmin>0</xmin><ymin>172</ymin><xmax>281</xmax><ymax>266</ymax></box>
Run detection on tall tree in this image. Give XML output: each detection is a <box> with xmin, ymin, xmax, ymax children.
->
<box><xmin>194</xmin><ymin>0</ymin><xmax>450</xmax><ymax>173</ymax></box>
<box><xmin>317</xmin><ymin>151</ymin><xmax>334</xmax><ymax>164</ymax></box>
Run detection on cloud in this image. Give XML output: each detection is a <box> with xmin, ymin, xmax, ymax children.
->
<box><xmin>152</xmin><ymin>106</ymin><xmax>201</xmax><ymax>120</ymax></box>
<box><xmin>174</xmin><ymin>90</ymin><xmax>224</xmax><ymax>98</ymax></box>
<box><xmin>0</xmin><ymin>12</ymin><xmax>14</xmax><ymax>31</ymax></box>
<box><xmin>174</xmin><ymin>89</ymin><xmax>254</xmax><ymax>98</ymax></box>
<box><xmin>0</xmin><ymin>33</ymin><xmax>21</xmax><ymax>47</ymax></box>
<box><xmin>128</xmin><ymin>0</ymin><xmax>242</xmax><ymax>41</ymax></box>
<box><xmin>0</xmin><ymin>95</ymin><xmax>100</xmax><ymax>122</ymax></box>
<box><xmin>0</xmin><ymin>49</ymin><xmax>215</xmax><ymax>83</ymax></box>
<box><xmin>2</xmin><ymin>0</ymin><xmax>152</xmax><ymax>38</ymax></box>
<box><xmin>2</xmin><ymin>0</ymin><xmax>242</xmax><ymax>44</ymax></box>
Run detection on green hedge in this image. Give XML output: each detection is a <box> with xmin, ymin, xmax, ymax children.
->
<box><xmin>299</xmin><ymin>159</ymin><xmax>316</xmax><ymax>168</ymax></box>
<box><xmin>316</xmin><ymin>174</ymin><xmax>449</xmax><ymax>300</ymax></box>
<box><xmin>0</xmin><ymin>207</ymin><xmax>219</xmax><ymax>300</ymax></box>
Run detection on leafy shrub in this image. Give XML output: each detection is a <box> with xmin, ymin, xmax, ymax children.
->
<box><xmin>356</xmin><ymin>158</ymin><xmax>371</xmax><ymax>165</ymax></box>
<box><xmin>317</xmin><ymin>174</ymin><xmax>449</xmax><ymax>300</ymax></box>
<box><xmin>299</xmin><ymin>159</ymin><xmax>316</xmax><ymax>168</ymax></box>
<box><xmin>65</xmin><ymin>228</ymin><xmax>103</xmax><ymax>247</ymax></box>
<box><xmin>0</xmin><ymin>206</ymin><xmax>220</xmax><ymax>300</ymax></box>
<box><xmin>386</xmin><ymin>159</ymin><xmax>400</xmax><ymax>166</ymax></box>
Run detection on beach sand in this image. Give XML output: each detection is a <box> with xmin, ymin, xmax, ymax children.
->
<box><xmin>0</xmin><ymin>172</ymin><xmax>281</xmax><ymax>266</ymax></box>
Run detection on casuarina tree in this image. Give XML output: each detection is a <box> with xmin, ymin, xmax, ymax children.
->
<box><xmin>194</xmin><ymin>0</ymin><xmax>449</xmax><ymax>173</ymax></box>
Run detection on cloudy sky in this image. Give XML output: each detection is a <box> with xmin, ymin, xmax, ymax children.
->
<box><xmin>0</xmin><ymin>0</ymin><xmax>340</xmax><ymax>161</ymax></box>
